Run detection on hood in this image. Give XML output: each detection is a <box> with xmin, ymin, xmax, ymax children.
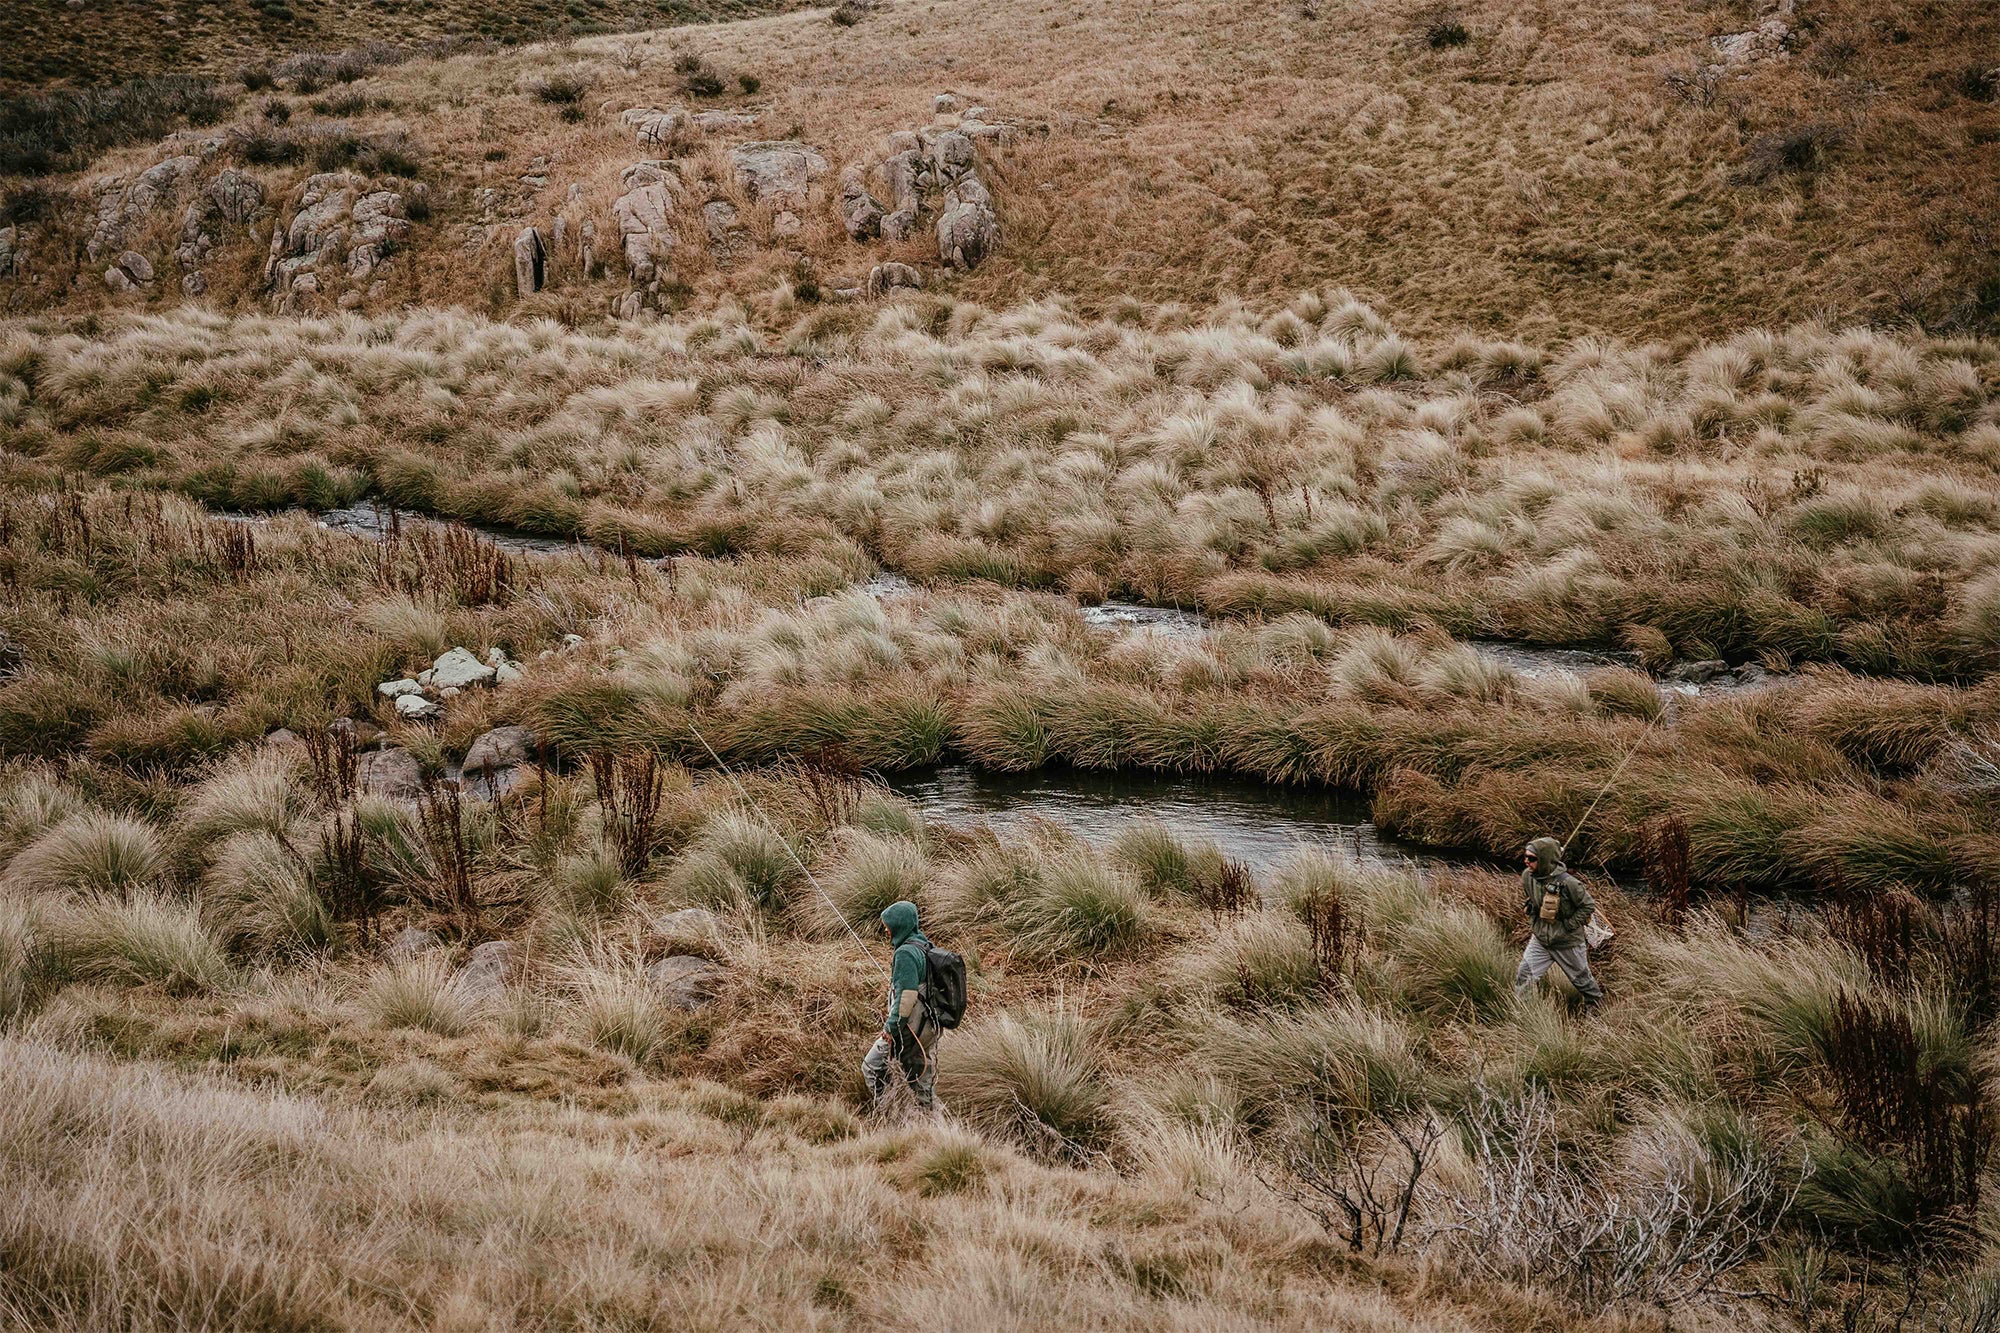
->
<box><xmin>881</xmin><ymin>900</ymin><xmax>921</xmax><ymax>946</ymax></box>
<box><xmin>1527</xmin><ymin>836</ymin><xmax>1566</xmax><ymax>878</ymax></box>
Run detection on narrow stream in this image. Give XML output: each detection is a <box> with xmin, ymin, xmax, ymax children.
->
<box><xmin>886</xmin><ymin>764</ymin><xmax>1471</xmax><ymax>878</ymax></box>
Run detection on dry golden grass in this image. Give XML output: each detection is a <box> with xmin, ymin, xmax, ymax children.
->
<box><xmin>5</xmin><ymin>0</ymin><xmax>1998</xmax><ymax>339</ymax></box>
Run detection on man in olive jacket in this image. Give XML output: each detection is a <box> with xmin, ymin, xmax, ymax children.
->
<box><xmin>1512</xmin><ymin>836</ymin><xmax>1605</xmax><ymax>1008</ymax></box>
<box><xmin>861</xmin><ymin>900</ymin><xmax>941</xmax><ymax>1112</ymax></box>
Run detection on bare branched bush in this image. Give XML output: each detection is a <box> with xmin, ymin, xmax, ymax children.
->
<box><xmin>415</xmin><ymin>780</ymin><xmax>480</xmax><ymax>932</ymax></box>
<box><xmin>1443</xmin><ymin>1084</ymin><xmax>1801</xmax><ymax>1311</ymax></box>
<box><xmin>1275</xmin><ymin>1108</ymin><xmax>1444</xmax><ymax>1255</ymax></box>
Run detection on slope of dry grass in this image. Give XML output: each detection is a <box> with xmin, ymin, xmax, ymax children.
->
<box><xmin>4</xmin><ymin>0</ymin><xmax>1998</xmax><ymax>338</ymax></box>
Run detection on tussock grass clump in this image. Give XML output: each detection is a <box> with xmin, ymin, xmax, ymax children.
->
<box><xmin>564</xmin><ymin>957</ymin><xmax>673</xmax><ymax>1066</ymax></box>
<box><xmin>996</xmin><ymin>852</ymin><xmax>1150</xmax><ymax>962</ymax></box>
<box><xmin>202</xmin><ymin>831</ymin><xmax>334</xmax><ymax>958</ymax></box>
<box><xmin>0</xmin><ymin>899</ymin><xmax>63</xmax><ymax>1023</ymax></box>
<box><xmin>177</xmin><ymin>752</ymin><xmax>309</xmax><ymax>850</ymax></box>
<box><xmin>7</xmin><ymin>811</ymin><xmax>164</xmax><ymax>898</ymax></box>
<box><xmin>1213</xmin><ymin>1001</ymin><xmax>1423</xmax><ymax>1131</ymax></box>
<box><xmin>818</xmin><ymin>828</ymin><xmax>927</xmax><ymax>936</ymax></box>
<box><xmin>360</xmin><ymin>954</ymin><xmax>479</xmax><ymax>1035</ymax></box>
<box><xmin>943</xmin><ymin>1006</ymin><xmax>1115</xmax><ymax>1160</ymax></box>
<box><xmin>1173</xmin><ymin>912</ymin><xmax>1319</xmax><ymax>1008</ymax></box>
<box><xmin>666</xmin><ymin>810</ymin><xmax>799</xmax><ymax>913</ymax></box>
<box><xmin>1391</xmin><ymin>902</ymin><xmax>1514</xmax><ymax>1019</ymax></box>
<box><xmin>1109</xmin><ymin>819</ymin><xmax>1224</xmax><ymax>899</ymax></box>
<box><xmin>0</xmin><ymin>771</ymin><xmax>83</xmax><ymax>869</ymax></box>
<box><xmin>52</xmin><ymin>891</ymin><xmax>232</xmax><ymax>995</ymax></box>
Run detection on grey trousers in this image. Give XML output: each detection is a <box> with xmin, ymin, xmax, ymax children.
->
<box><xmin>1514</xmin><ymin>937</ymin><xmax>1605</xmax><ymax>1005</ymax></box>
<box><xmin>863</xmin><ymin>1027</ymin><xmax>939</xmax><ymax>1110</ymax></box>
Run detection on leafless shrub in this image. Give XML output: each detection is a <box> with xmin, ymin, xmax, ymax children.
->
<box><xmin>302</xmin><ymin>726</ymin><xmax>357</xmax><ymax>805</ymax></box>
<box><xmin>588</xmin><ymin>750</ymin><xmax>668</xmax><ymax>878</ymax></box>
<box><xmin>1296</xmin><ymin>881</ymin><xmax>1361</xmax><ymax>993</ymax></box>
<box><xmin>374</xmin><ymin>523</ymin><xmax>516</xmax><ymax>607</ymax></box>
<box><xmin>1820</xmin><ymin>990</ymin><xmax>1988</xmax><ymax>1239</ymax></box>
<box><xmin>1660</xmin><ymin>59</ymin><xmax>1724</xmax><ymax>110</ymax></box>
<box><xmin>415</xmin><ymin>779</ymin><xmax>480</xmax><ymax>932</ymax></box>
<box><xmin>317</xmin><ymin>804</ymin><xmax>378</xmax><ymax>944</ymax></box>
<box><xmin>1646</xmin><ymin>814</ymin><xmax>1692</xmax><ymax>931</ymax></box>
<box><xmin>1443</xmin><ymin>1084</ymin><xmax>1802</xmax><ymax>1311</ymax></box>
<box><xmin>1192</xmin><ymin>857</ymin><xmax>1255</xmax><ymax>921</ymax></box>
<box><xmin>1734</xmin><ymin>124</ymin><xmax>1843</xmax><ymax>186</ymax></box>
<box><xmin>1275</xmin><ymin>1109</ymin><xmax>1445</xmax><ymax>1255</ymax></box>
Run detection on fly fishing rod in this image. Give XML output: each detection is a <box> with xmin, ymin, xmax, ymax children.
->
<box><xmin>1563</xmin><ymin>707</ymin><xmax>1666</xmax><ymax>853</ymax></box>
<box><xmin>680</xmin><ymin>718</ymin><xmax>941</xmax><ymax>1089</ymax></box>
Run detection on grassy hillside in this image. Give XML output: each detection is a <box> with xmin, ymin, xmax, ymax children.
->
<box><xmin>3</xmin><ymin>1</ymin><xmax>1999</xmax><ymax>1328</ymax></box>
<box><xmin>0</xmin><ymin>0</ymin><xmax>802</xmax><ymax>91</ymax></box>
<box><xmin>2</xmin><ymin>0</ymin><xmax>1997</xmax><ymax>339</ymax></box>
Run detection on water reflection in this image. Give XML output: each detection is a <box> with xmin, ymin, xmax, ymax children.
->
<box><xmin>885</xmin><ymin>764</ymin><xmax>1471</xmax><ymax>878</ymax></box>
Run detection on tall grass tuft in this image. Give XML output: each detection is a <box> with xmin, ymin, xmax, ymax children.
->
<box><xmin>177</xmin><ymin>753</ymin><xmax>308</xmax><ymax>850</ymax></box>
<box><xmin>943</xmin><ymin>1006</ymin><xmax>1115</xmax><ymax>1161</ymax></box>
<box><xmin>8</xmin><ymin>810</ymin><xmax>163</xmax><ymax>897</ymax></box>
<box><xmin>1392</xmin><ymin>902</ymin><xmax>1515</xmax><ymax>1019</ymax></box>
<box><xmin>819</xmin><ymin>828</ymin><xmax>927</xmax><ymax>936</ymax></box>
<box><xmin>666</xmin><ymin>809</ymin><xmax>799</xmax><ymax>912</ymax></box>
<box><xmin>1175</xmin><ymin>912</ymin><xmax>1320</xmax><ymax>1007</ymax></box>
<box><xmin>998</xmin><ymin>852</ymin><xmax>1149</xmax><ymax>961</ymax></box>
<box><xmin>1109</xmin><ymin>819</ymin><xmax>1224</xmax><ymax>899</ymax></box>
<box><xmin>202</xmin><ymin>831</ymin><xmax>334</xmax><ymax>957</ymax></box>
<box><xmin>54</xmin><ymin>891</ymin><xmax>232</xmax><ymax>994</ymax></box>
<box><xmin>359</xmin><ymin>954</ymin><xmax>479</xmax><ymax>1035</ymax></box>
<box><xmin>1213</xmin><ymin>1001</ymin><xmax>1423</xmax><ymax>1132</ymax></box>
<box><xmin>0</xmin><ymin>899</ymin><xmax>62</xmax><ymax>1023</ymax></box>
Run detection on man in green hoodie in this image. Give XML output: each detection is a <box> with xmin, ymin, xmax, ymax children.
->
<box><xmin>861</xmin><ymin>900</ymin><xmax>941</xmax><ymax>1113</ymax></box>
<box><xmin>1513</xmin><ymin>835</ymin><xmax>1605</xmax><ymax>1009</ymax></box>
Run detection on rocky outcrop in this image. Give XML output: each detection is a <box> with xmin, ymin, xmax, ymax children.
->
<box><xmin>866</xmin><ymin>261</ymin><xmax>923</xmax><ymax>296</ymax></box>
<box><xmin>173</xmin><ymin>169</ymin><xmax>265</xmax><ymax>295</ymax></box>
<box><xmin>376</xmin><ymin>646</ymin><xmax>524</xmax><ymax>721</ymax></box>
<box><xmin>838</xmin><ymin>166</ymin><xmax>885</xmax><ymax>241</ymax></box>
<box><xmin>613</xmin><ymin>162</ymin><xmax>679</xmax><ymax>287</ymax></box>
<box><xmin>621</xmin><ymin>106</ymin><xmax>760</xmax><ymax>147</ymax></box>
<box><xmin>731</xmin><ymin>141</ymin><xmax>829</xmax><ymax>204</ymax></box>
<box><xmin>88</xmin><ymin>155</ymin><xmax>202</xmax><ymax>261</ymax></box>
<box><xmin>264</xmin><ymin>173</ymin><xmax>413</xmax><ymax>310</ymax></box>
<box><xmin>936</xmin><ymin>177</ymin><xmax>998</xmax><ymax>270</ymax></box>
<box><xmin>513</xmin><ymin>227</ymin><xmax>547</xmax><ymax>296</ymax></box>
<box><xmin>836</xmin><ymin>96</ymin><xmax>1012</xmax><ymax>283</ymax></box>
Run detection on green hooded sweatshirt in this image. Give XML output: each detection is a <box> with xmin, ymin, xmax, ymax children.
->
<box><xmin>1521</xmin><ymin>836</ymin><xmax>1595</xmax><ymax>949</ymax></box>
<box><xmin>881</xmin><ymin>900</ymin><xmax>931</xmax><ymax>1034</ymax></box>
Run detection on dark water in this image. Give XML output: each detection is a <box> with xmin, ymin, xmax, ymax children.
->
<box><xmin>318</xmin><ymin>502</ymin><xmax>580</xmax><ymax>556</ymax></box>
<box><xmin>884</xmin><ymin>764</ymin><xmax>1467</xmax><ymax>877</ymax></box>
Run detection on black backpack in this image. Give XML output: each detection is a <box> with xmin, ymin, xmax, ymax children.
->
<box><xmin>918</xmin><ymin>941</ymin><xmax>967</xmax><ymax>1030</ymax></box>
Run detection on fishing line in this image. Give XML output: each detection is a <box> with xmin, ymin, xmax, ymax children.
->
<box><xmin>682</xmin><ymin>719</ymin><xmax>938</xmax><ymax>1091</ymax></box>
<box><xmin>1563</xmin><ymin>707</ymin><xmax>1666</xmax><ymax>852</ymax></box>
<box><xmin>683</xmin><ymin>717</ymin><xmax>889</xmax><ymax>983</ymax></box>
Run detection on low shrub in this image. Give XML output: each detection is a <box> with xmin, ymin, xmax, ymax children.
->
<box><xmin>0</xmin><ymin>76</ymin><xmax>234</xmax><ymax>176</ymax></box>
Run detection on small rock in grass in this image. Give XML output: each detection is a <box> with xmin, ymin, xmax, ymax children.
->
<box><xmin>456</xmin><ymin>940</ymin><xmax>517</xmax><ymax>999</ymax></box>
<box><xmin>385</xmin><ymin>926</ymin><xmax>439</xmax><ymax>961</ymax></box>
<box><xmin>377</xmin><ymin>678</ymin><xmax>422</xmax><ymax>698</ymax></box>
<box><xmin>647</xmin><ymin>954</ymin><xmax>723</xmax><ymax>1010</ymax></box>
<box><xmin>429</xmin><ymin>647</ymin><xmax>496</xmax><ymax>690</ymax></box>
<box><xmin>394</xmin><ymin>693</ymin><xmax>441</xmax><ymax>720</ymax></box>
<box><xmin>464</xmin><ymin>724</ymin><xmax>535</xmax><ymax>782</ymax></box>
<box><xmin>358</xmin><ymin>747</ymin><xmax>423</xmax><ymax>797</ymax></box>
